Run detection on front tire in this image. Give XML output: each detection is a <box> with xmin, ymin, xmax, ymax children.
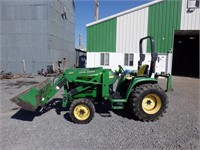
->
<box><xmin>69</xmin><ymin>99</ymin><xmax>95</xmax><ymax>124</ymax></box>
<box><xmin>129</xmin><ymin>84</ymin><xmax>168</xmax><ymax>121</ymax></box>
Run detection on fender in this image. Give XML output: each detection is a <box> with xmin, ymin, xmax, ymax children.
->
<box><xmin>125</xmin><ymin>77</ymin><xmax>158</xmax><ymax>100</ymax></box>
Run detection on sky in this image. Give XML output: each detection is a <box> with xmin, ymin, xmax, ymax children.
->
<box><xmin>74</xmin><ymin>0</ymin><xmax>152</xmax><ymax>48</ymax></box>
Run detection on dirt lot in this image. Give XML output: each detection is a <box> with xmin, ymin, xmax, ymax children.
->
<box><xmin>0</xmin><ymin>76</ymin><xmax>199</xmax><ymax>150</ymax></box>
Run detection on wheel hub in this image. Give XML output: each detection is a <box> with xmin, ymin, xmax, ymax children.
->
<box><xmin>146</xmin><ymin>100</ymin><xmax>152</xmax><ymax>106</ymax></box>
<box><xmin>142</xmin><ymin>94</ymin><xmax>161</xmax><ymax>114</ymax></box>
<box><xmin>74</xmin><ymin>104</ymin><xmax>90</xmax><ymax>121</ymax></box>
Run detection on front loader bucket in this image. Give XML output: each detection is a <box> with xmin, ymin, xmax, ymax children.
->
<box><xmin>11</xmin><ymin>79</ymin><xmax>52</xmax><ymax>112</ymax></box>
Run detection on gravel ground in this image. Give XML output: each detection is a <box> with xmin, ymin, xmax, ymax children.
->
<box><xmin>0</xmin><ymin>76</ymin><xmax>199</xmax><ymax>150</ymax></box>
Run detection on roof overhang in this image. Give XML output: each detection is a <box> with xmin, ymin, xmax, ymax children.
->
<box><xmin>175</xmin><ymin>30</ymin><xmax>199</xmax><ymax>36</ymax></box>
<box><xmin>75</xmin><ymin>48</ymin><xmax>87</xmax><ymax>53</ymax></box>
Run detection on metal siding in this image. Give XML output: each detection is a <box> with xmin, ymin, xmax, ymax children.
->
<box><xmin>87</xmin><ymin>52</ymin><xmax>166</xmax><ymax>72</ymax></box>
<box><xmin>87</xmin><ymin>27</ymin><xmax>92</xmax><ymax>51</ymax></box>
<box><xmin>86</xmin><ymin>53</ymin><xmax>95</xmax><ymax>67</ymax></box>
<box><xmin>87</xmin><ymin>19</ymin><xmax>116</xmax><ymax>52</ymax></box>
<box><xmin>0</xmin><ymin>0</ymin><xmax>75</xmax><ymax>73</ymax></box>
<box><xmin>116</xmin><ymin>7</ymin><xmax>149</xmax><ymax>53</ymax></box>
<box><xmin>180</xmin><ymin>0</ymin><xmax>200</xmax><ymax>30</ymax></box>
<box><xmin>47</xmin><ymin>0</ymin><xmax>75</xmax><ymax>70</ymax></box>
<box><xmin>147</xmin><ymin>0</ymin><xmax>182</xmax><ymax>54</ymax></box>
<box><xmin>0</xmin><ymin>3</ymin><xmax>49</xmax><ymax>73</ymax></box>
<box><xmin>129</xmin><ymin>13</ymin><xmax>133</xmax><ymax>52</ymax></box>
<box><xmin>86</xmin><ymin>28</ymin><xmax>90</xmax><ymax>52</ymax></box>
<box><xmin>112</xmin><ymin>19</ymin><xmax>117</xmax><ymax>52</ymax></box>
<box><xmin>116</xmin><ymin>17</ymin><xmax>121</xmax><ymax>52</ymax></box>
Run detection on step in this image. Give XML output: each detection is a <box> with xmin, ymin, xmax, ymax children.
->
<box><xmin>109</xmin><ymin>99</ymin><xmax>127</xmax><ymax>103</ymax></box>
<box><xmin>111</xmin><ymin>101</ymin><xmax>124</xmax><ymax>109</ymax></box>
<box><xmin>112</xmin><ymin>105</ymin><xmax>124</xmax><ymax>109</ymax></box>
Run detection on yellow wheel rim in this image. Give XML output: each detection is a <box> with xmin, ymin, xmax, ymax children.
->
<box><xmin>74</xmin><ymin>104</ymin><xmax>90</xmax><ymax>121</ymax></box>
<box><xmin>142</xmin><ymin>94</ymin><xmax>162</xmax><ymax>114</ymax></box>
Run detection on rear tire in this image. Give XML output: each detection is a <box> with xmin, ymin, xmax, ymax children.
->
<box><xmin>69</xmin><ymin>99</ymin><xmax>95</xmax><ymax>124</ymax></box>
<box><xmin>129</xmin><ymin>84</ymin><xmax>168</xmax><ymax>121</ymax></box>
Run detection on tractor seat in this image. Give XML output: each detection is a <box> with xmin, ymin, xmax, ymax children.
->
<box><xmin>125</xmin><ymin>76</ymin><xmax>133</xmax><ymax>80</ymax></box>
<box><xmin>137</xmin><ymin>64</ymin><xmax>149</xmax><ymax>76</ymax></box>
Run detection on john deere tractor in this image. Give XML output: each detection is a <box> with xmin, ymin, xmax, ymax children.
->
<box><xmin>11</xmin><ymin>36</ymin><xmax>169</xmax><ymax>124</ymax></box>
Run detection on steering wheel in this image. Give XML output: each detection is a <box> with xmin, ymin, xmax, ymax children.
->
<box><xmin>118</xmin><ymin>65</ymin><xmax>124</xmax><ymax>73</ymax></box>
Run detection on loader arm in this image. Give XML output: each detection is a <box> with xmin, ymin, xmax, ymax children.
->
<box><xmin>11</xmin><ymin>67</ymin><xmax>118</xmax><ymax>111</ymax></box>
<box><xmin>39</xmin><ymin>68</ymin><xmax>106</xmax><ymax>105</ymax></box>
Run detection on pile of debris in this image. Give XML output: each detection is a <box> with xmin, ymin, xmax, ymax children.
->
<box><xmin>38</xmin><ymin>65</ymin><xmax>63</xmax><ymax>77</ymax></box>
<box><xmin>38</xmin><ymin>69</ymin><xmax>62</xmax><ymax>77</ymax></box>
<box><xmin>0</xmin><ymin>71</ymin><xmax>34</xmax><ymax>79</ymax></box>
<box><xmin>0</xmin><ymin>72</ymin><xmax>14</xmax><ymax>79</ymax></box>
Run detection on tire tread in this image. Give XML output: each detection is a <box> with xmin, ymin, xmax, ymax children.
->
<box><xmin>129</xmin><ymin>83</ymin><xmax>168</xmax><ymax>122</ymax></box>
<box><xmin>69</xmin><ymin>99</ymin><xmax>95</xmax><ymax>124</ymax></box>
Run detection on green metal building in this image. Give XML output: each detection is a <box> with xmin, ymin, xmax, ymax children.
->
<box><xmin>86</xmin><ymin>0</ymin><xmax>199</xmax><ymax>77</ymax></box>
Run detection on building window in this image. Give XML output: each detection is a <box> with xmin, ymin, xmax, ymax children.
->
<box><xmin>124</xmin><ymin>53</ymin><xmax>134</xmax><ymax>66</ymax></box>
<box><xmin>100</xmin><ymin>53</ymin><xmax>109</xmax><ymax>66</ymax></box>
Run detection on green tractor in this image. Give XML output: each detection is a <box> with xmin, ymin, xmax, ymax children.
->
<box><xmin>11</xmin><ymin>36</ymin><xmax>170</xmax><ymax>124</ymax></box>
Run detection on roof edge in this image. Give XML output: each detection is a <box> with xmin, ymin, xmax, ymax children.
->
<box><xmin>86</xmin><ymin>0</ymin><xmax>164</xmax><ymax>27</ymax></box>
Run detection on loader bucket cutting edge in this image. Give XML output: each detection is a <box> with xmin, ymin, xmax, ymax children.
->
<box><xmin>10</xmin><ymin>79</ymin><xmax>52</xmax><ymax>112</ymax></box>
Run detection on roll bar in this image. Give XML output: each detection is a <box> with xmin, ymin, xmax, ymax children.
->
<box><xmin>138</xmin><ymin>36</ymin><xmax>158</xmax><ymax>77</ymax></box>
